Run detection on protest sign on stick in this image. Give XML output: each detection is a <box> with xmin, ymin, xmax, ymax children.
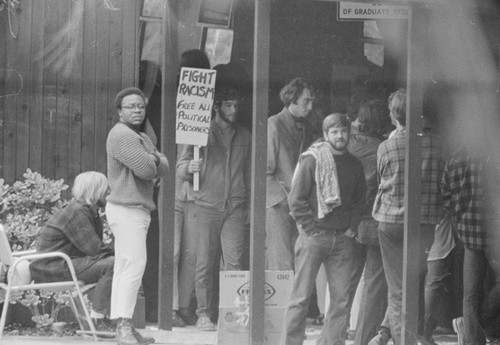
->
<box><xmin>176</xmin><ymin>67</ymin><xmax>216</xmax><ymax>191</ymax></box>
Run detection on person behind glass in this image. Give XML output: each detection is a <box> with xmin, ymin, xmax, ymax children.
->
<box><xmin>177</xmin><ymin>85</ymin><xmax>252</xmax><ymax>331</ymax></box>
<box><xmin>266</xmin><ymin>77</ymin><xmax>315</xmax><ymax>271</ymax></box>
<box><xmin>106</xmin><ymin>87</ymin><xmax>169</xmax><ymax>345</ymax></box>
<box><xmin>442</xmin><ymin>147</ymin><xmax>500</xmax><ymax>345</ymax></box>
<box><xmin>348</xmin><ymin>100</ymin><xmax>390</xmax><ymax>345</ymax></box>
<box><xmin>369</xmin><ymin>89</ymin><xmax>443</xmax><ymax>345</ymax></box>
<box><xmin>281</xmin><ymin>113</ymin><xmax>366</xmax><ymax>345</ymax></box>
<box><xmin>172</xmin><ymin>49</ymin><xmax>212</xmax><ymax>327</ymax></box>
<box><xmin>30</xmin><ymin>171</ymin><xmax>114</xmax><ymax>332</ymax></box>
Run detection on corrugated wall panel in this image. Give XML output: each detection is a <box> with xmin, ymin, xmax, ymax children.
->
<box><xmin>0</xmin><ymin>0</ymin><xmax>139</xmax><ymax>184</ymax></box>
<box><xmin>68</xmin><ymin>0</ymin><xmax>85</xmax><ymax>186</ymax></box>
<box><xmin>54</xmin><ymin>0</ymin><xmax>71</xmax><ymax>184</ymax></box>
<box><xmin>28</xmin><ymin>0</ymin><xmax>45</xmax><ymax>175</ymax></box>
<box><xmin>40</xmin><ymin>0</ymin><xmax>60</xmax><ymax>179</ymax></box>
<box><xmin>3</xmin><ymin>5</ymin><xmax>18</xmax><ymax>183</ymax></box>
<box><xmin>14</xmin><ymin>0</ymin><xmax>33</xmax><ymax>179</ymax></box>
<box><xmin>81</xmin><ymin>0</ymin><xmax>97</xmax><ymax>173</ymax></box>
<box><xmin>94</xmin><ymin>0</ymin><xmax>111</xmax><ymax>174</ymax></box>
<box><xmin>107</xmin><ymin>0</ymin><xmax>124</xmax><ymax>136</ymax></box>
<box><xmin>0</xmin><ymin>9</ymin><xmax>4</xmax><ymax>179</ymax></box>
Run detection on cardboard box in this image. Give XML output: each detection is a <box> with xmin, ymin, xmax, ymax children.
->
<box><xmin>216</xmin><ymin>271</ymin><xmax>294</xmax><ymax>345</ymax></box>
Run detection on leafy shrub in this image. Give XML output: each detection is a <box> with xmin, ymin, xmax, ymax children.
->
<box><xmin>0</xmin><ymin>169</ymin><xmax>69</xmax><ymax>251</ymax></box>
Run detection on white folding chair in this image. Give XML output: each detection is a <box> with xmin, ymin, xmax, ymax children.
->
<box><xmin>0</xmin><ymin>224</ymin><xmax>98</xmax><ymax>341</ymax></box>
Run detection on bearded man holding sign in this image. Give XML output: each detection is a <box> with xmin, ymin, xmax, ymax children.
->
<box><xmin>176</xmin><ymin>84</ymin><xmax>252</xmax><ymax>331</ymax></box>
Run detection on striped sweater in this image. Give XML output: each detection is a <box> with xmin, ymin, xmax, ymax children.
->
<box><xmin>106</xmin><ymin>122</ymin><xmax>168</xmax><ymax>211</ymax></box>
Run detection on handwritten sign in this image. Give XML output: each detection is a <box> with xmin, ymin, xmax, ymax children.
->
<box><xmin>176</xmin><ymin>67</ymin><xmax>217</xmax><ymax>146</ymax></box>
<box><xmin>338</xmin><ymin>2</ymin><xmax>410</xmax><ymax>20</ymax></box>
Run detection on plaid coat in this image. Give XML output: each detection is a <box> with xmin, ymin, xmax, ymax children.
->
<box><xmin>441</xmin><ymin>148</ymin><xmax>485</xmax><ymax>250</ymax></box>
<box><xmin>30</xmin><ymin>200</ymin><xmax>113</xmax><ymax>283</ymax></box>
<box><xmin>372</xmin><ymin>128</ymin><xmax>443</xmax><ymax>224</ymax></box>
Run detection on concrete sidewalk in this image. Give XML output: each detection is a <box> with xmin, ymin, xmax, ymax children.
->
<box><xmin>1</xmin><ymin>325</ymin><xmax>216</xmax><ymax>345</ymax></box>
<box><xmin>1</xmin><ymin>324</ymin><xmax>459</xmax><ymax>345</ymax></box>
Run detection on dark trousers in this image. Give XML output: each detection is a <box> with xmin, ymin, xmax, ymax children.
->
<box><xmin>354</xmin><ymin>244</ymin><xmax>388</xmax><ymax>345</ymax></box>
<box><xmin>462</xmin><ymin>246</ymin><xmax>500</xmax><ymax>344</ymax></box>
<box><xmin>265</xmin><ymin>202</ymin><xmax>298</xmax><ymax>270</ymax></box>
<box><xmin>75</xmin><ymin>255</ymin><xmax>114</xmax><ymax>315</ymax></box>
<box><xmin>423</xmin><ymin>245</ymin><xmax>463</xmax><ymax>338</ymax></box>
<box><xmin>193</xmin><ymin>204</ymin><xmax>247</xmax><ymax>317</ymax></box>
<box><xmin>378</xmin><ymin>222</ymin><xmax>435</xmax><ymax>345</ymax></box>
<box><xmin>463</xmin><ymin>248</ymin><xmax>487</xmax><ymax>345</ymax></box>
<box><xmin>177</xmin><ymin>201</ymin><xmax>198</xmax><ymax>311</ymax></box>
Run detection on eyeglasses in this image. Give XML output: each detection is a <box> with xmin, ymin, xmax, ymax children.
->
<box><xmin>121</xmin><ymin>104</ymin><xmax>145</xmax><ymax>110</ymax></box>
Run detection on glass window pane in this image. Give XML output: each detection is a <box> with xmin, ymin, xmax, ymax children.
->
<box><xmin>204</xmin><ymin>28</ymin><xmax>234</xmax><ymax>67</ymax></box>
<box><xmin>364</xmin><ymin>43</ymin><xmax>384</xmax><ymax>67</ymax></box>
<box><xmin>364</xmin><ymin>20</ymin><xmax>383</xmax><ymax>39</ymax></box>
<box><xmin>140</xmin><ymin>0</ymin><xmax>164</xmax><ymax>65</ymax></box>
<box><xmin>142</xmin><ymin>0</ymin><xmax>163</xmax><ymax>17</ymax></box>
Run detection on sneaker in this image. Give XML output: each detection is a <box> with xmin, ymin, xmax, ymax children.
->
<box><xmin>196</xmin><ymin>316</ymin><xmax>216</xmax><ymax>331</ymax></box>
<box><xmin>453</xmin><ymin>317</ymin><xmax>465</xmax><ymax>345</ymax></box>
<box><xmin>172</xmin><ymin>311</ymin><xmax>186</xmax><ymax>327</ymax></box>
<box><xmin>368</xmin><ymin>328</ymin><xmax>391</xmax><ymax>345</ymax></box>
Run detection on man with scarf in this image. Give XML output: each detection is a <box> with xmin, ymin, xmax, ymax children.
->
<box><xmin>280</xmin><ymin>113</ymin><xmax>366</xmax><ymax>345</ymax></box>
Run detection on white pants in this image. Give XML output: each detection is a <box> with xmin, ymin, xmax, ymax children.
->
<box><xmin>106</xmin><ymin>203</ymin><xmax>151</xmax><ymax>319</ymax></box>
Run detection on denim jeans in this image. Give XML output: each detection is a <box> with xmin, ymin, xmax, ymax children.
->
<box><xmin>173</xmin><ymin>203</ymin><xmax>183</xmax><ymax>311</ymax></box>
<box><xmin>354</xmin><ymin>244</ymin><xmax>388</xmax><ymax>345</ymax></box>
<box><xmin>463</xmin><ymin>248</ymin><xmax>487</xmax><ymax>345</ymax></box>
<box><xmin>481</xmin><ymin>217</ymin><xmax>500</xmax><ymax>339</ymax></box>
<box><xmin>424</xmin><ymin>245</ymin><xmax>463</xmax><ymax>338</ymax></box>
<box><xmin>266</xmin><ymin>202</ymin><xmax>298</xmax><ymax>270</ymax></box>
<box><xmin>177</xmin><ymin>201</ymin><xmax>198</xmax><ymax>311</ymax></box>
<box><xmin>348</xmin><ymin>242</ymin><xmax>366</xmax><ymax>327</ymax></box>
<box><xmin>193</xmin><ymin>204</ymin><xmax>247</xmax><ymax>317</ymax></box>
<box><xmin>74</xmin><ymin>255</ymin><xmax>114</xmax><ymax>315</ymax></box>
<box><xmin>378</xmin><ymin>222</ymin><xmax>434</xmax><ymax>345</ymax></box>
<box><xmin>280</xmin><ymin>230</ymin><xmax>355</xmax><ymax>345</ymax></box>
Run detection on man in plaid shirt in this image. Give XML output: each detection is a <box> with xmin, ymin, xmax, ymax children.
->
<box><xmin>369</xmin><ymin>89</ymin><xmax>443</xmax><ymax>345</ymax></box>
<box><xmin>442</xmin><ymin>148</ymin><xmax>500</xmax><ymax>345</ymax></box>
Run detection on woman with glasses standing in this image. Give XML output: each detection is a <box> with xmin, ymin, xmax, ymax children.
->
<box><xmin>106</xmin><ymin>87</ymin><xmax>169</xmax><ymax>345</ymax></box>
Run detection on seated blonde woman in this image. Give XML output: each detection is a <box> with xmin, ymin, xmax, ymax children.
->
<box><xmin>29</xmin><ymin>171</ymin><xmax>114</xmax><ymax>332</ymax></box>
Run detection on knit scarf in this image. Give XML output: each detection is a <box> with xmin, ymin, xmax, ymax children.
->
<box><xmin>294</xmin><ymin>140</ymin><xmax>342</xmax><ymax>218</ymax></box>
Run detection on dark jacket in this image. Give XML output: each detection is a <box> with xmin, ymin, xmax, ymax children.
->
<box><xmin>267</xmin><ymin>108</ymin><xmax>315</xmax><ymax>208</ymax></box>
<box><xmin>288</xmin><ymin>151</ymin><xmax>366</xmax><ymax>235</ymax></box>
<box><xmin>177</xmin><ymin>120</ymin><xmax>252</xmax><ymax>211</ymax></box>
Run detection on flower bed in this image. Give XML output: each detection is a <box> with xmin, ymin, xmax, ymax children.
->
<box><xmin>3</xmin><ymin>321</ymin><xmax>79</xmax><ymax>337</ymax></box>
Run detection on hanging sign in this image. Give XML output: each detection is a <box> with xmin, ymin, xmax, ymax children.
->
<box><xmin>338</xmin><ymin>2</ymin><xmax>410</xmax><ymax>20</ymax></box>
<box><xmin>176</xmin><ymin>67</ymin><xmax>217</xmax><ymax>146</ymax></box>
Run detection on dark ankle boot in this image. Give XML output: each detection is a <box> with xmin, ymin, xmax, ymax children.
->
<box><xmin>132</xmin><ymin>327</ymin><xmax>155</xmax><ymax>344</ymax></box>
<box><xmin>116</xmin><ymin>318</ymin><xmax>139</xmax><ymax>345</ymax></box>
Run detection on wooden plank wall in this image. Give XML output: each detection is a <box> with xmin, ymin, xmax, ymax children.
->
<box><xmin>0</xmin><ymin>0</ymin><xmax>141</xmax><ymax>186</ymax></box>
